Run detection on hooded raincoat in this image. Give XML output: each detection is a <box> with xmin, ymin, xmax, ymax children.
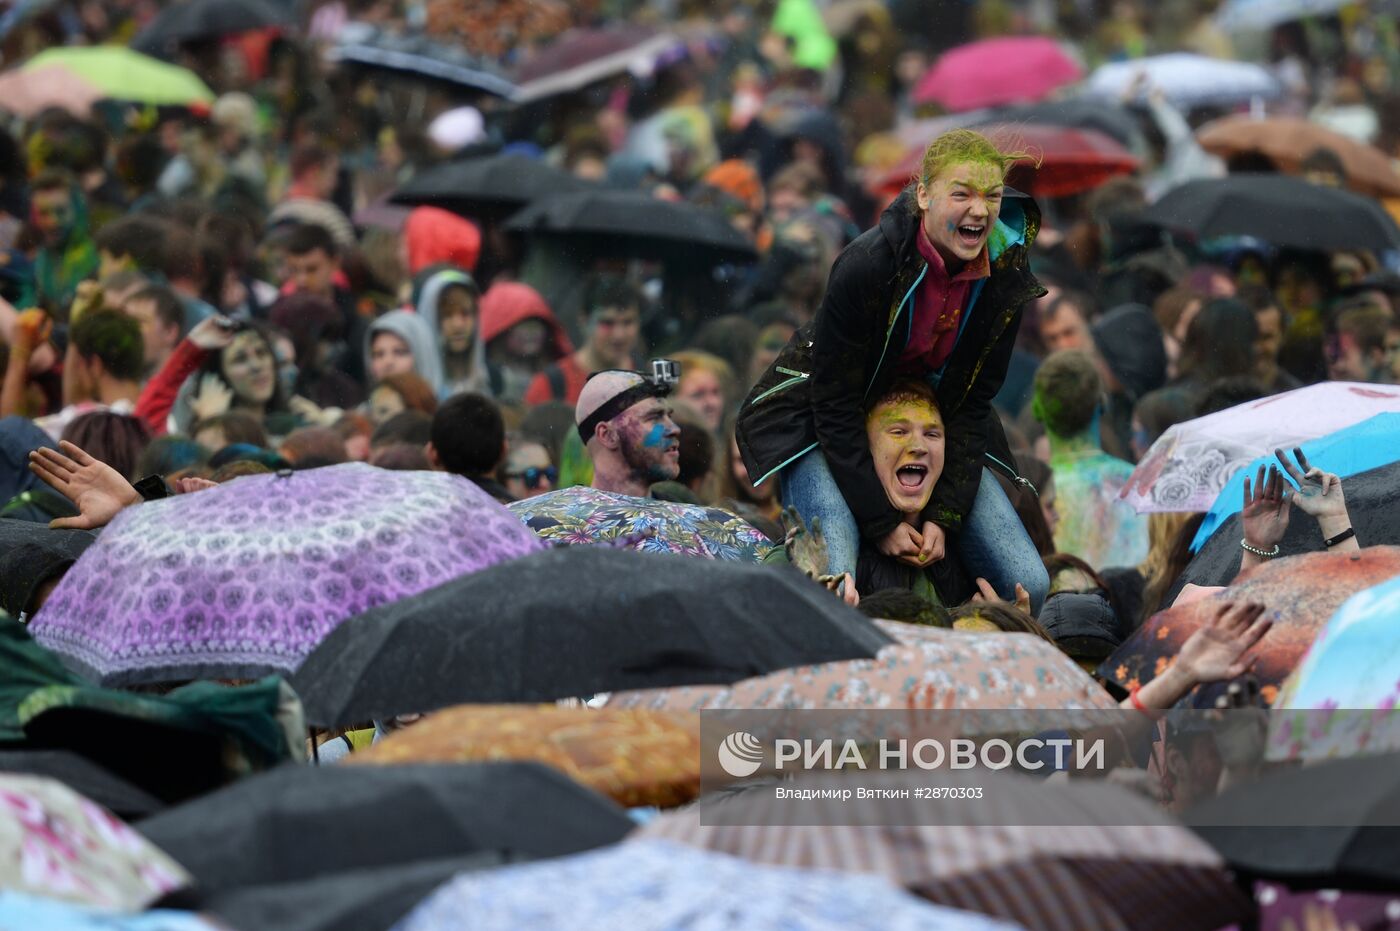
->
<box><xmin>737</xmin><ymin>189</ymin><xmax>1045</xmax><ymax>543</ymax></box>
<box><xmin>414</xmin><ymin>268</ymin><xmax>489</xmax><ymax>397</ymax></box>
<box><xmin>365</xmin><ymin>310</ymin><xmax>444</xmax><ymax>397</ymax></box>
<box><xmin>479</xmin><ymin>282</ymin><xmax>573</xmax><ymax>404</ymax></box>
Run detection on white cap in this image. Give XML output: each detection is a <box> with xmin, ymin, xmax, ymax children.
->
<box><xmin>427</xmin><ymin>107</ymin><xmax>485</xmax><ymax>153</ymax></box>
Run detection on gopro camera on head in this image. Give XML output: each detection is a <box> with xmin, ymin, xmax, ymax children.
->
<box><xmin>649</xmin><ymin>359</ymin><xmax>681</xmax><ymax>391</ymax></box>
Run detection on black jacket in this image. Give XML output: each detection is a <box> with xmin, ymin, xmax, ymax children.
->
<box><xmin>737</xmin><ymin>190</ymin><xmax>1044</xmax><ymax>542</ymax></box>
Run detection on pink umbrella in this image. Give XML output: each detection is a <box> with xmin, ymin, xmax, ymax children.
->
<box><xmin>913</xmin><ymin>37</ymin><xmax>1083</xmax><ymax>112</ymax></box>
<box><xmin>0</xmin><ymin>64</ymin><xmax>104</xmax><ymax>119</ymax></box>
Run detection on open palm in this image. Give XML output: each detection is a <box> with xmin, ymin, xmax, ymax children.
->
<box><xmin>28</xmin><ymin>441</ymin><xmax>141</xmax><ymax>530</ymax></box>
<box><xmin>1241</xmin><ymin>464</ymin><xmax>1290</xmax><ymax>549</ymax></box>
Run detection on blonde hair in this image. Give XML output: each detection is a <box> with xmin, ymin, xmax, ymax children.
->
<box><xmin>671</xmin><ymin>350</ymin><xmax>737</xmax><ymax>409</ymax></box>
<box><xmin>916</xmin><ymin>128</ymin><xmax>1038</xmax><ymax>190</ymax></box>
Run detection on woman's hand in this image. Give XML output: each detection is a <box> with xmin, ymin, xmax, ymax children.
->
<box><xmin>190</xmin><ymin>373</ymin><xmax>234</xmax><ymax>422</ymax></box>
<box><xmin>187</xmin><ymin>315</ymin><xmax>238</xmax><ymax>352</ymax></box>
<box><xmin>1126</xmin><ymin>600</ymin><xmax>1270</xmax><ymax>711</ymax></box>
<box><xmin>1176</xmin><ymin>600</ymin><xmax>1270</xmax><ymax>685</ymax></box>
<box><xmin>1275</xmin><ymin>447</ymin><xmax>1352</xmax><ymax>541</ymax></box>
<box><xmin>1241</xmin><ymin>464</ymin><xmax>1290</xmax><ymax>551</ymax></box>
<box><xmin>28</xmin><ymin>441</ymin><xmax>142</xmax><ymax>530</ymax></box>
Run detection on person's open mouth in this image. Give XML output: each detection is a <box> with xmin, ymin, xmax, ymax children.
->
<box><xmin>956</xmin><ymin>224</ymin><xmax>986</xmax><ymax>248</ymax></box>
<box><xmin>896</xmin><ymin>463</ymin><xmax>928</xmax><ymax>490</ymax></box>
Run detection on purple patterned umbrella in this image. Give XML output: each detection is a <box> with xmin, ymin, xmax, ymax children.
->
<box><xmin>30</xmin><ymin>464</ymin><xmax>542</xmax><ymax>686</ymax></box>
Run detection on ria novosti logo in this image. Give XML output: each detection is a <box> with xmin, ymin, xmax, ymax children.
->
<box><xmin>717</xmin><ymin>731</ymin><xmax>764</xmax><ymax>777</ymax></box>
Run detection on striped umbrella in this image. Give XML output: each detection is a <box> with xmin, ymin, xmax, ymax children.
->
<box><xmin>637</xmin><ymin>770</ymin><xmax>1251</xmax><ymax>931</ymax></box>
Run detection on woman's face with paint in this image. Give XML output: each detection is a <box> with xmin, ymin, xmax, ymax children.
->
<box><xmin>222</xmin><ymin>331</ymin><xmax>276</xmax><ymax>406</ymax></box>
<box><xmin>865</xmin><ymin>395</ymin><xmax>945</xmax><ymax>515</ymax></box>
<box><xmin>916</xmin><ymin>159</ymin><xmax>1004</xmax><ymax>266</ymax></box>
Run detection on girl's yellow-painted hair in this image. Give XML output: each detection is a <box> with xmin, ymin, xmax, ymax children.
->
<box><xmin>917</xmin><ymin>128</ymin><xmax>1037</xmax><ymax>188</ymax></box>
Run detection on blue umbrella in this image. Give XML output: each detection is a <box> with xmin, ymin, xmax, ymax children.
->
<box><xmin>1192</xmin><ymin>413</ymin><xmax>1400</xmax><ymax>551</ymax></box>
<box><xmin>391</xmin><ymin>840</ymin><xmax>1021</xmax><ymax>931</ymax></box>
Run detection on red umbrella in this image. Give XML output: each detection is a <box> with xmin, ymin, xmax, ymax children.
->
<box><xmin>913</xmin><ymin>36</ymin><xmax>1083</xmax><ymax>112</ymax></box>
<box><xmin>874</xmin><ymin>122</ymin><xmax>1139</xmax><ymax>200</ymax></box>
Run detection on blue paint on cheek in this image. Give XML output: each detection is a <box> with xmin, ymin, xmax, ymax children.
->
<box><xmin>643</xmin><ymin>424</ymin><xmax>667</xmax><ymax>447</ymax></box>
<box><xmin>945</xmin><ymin>221</ymin><xmax>957</xmax><ymax>233</ymax></box>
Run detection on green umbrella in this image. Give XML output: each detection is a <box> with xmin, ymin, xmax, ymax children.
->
<box><xmin>22</xmin><ymin>46</ymin><xmax>213</xmax><ymax>106</ymax></box>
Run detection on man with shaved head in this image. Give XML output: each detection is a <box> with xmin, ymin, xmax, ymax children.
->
<box><xmin>575</xmin><ymin>368</ymin><xmax>681</xmax><ymax>496</ymax></box>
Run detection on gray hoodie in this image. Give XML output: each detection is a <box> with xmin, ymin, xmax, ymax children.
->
<box><xmin>414</xmin><ymin>269</ymin><xmax>489</xmax><ymax>397</ymax></box>
<box><xmin>365</xmin><ymin>310</ymin><xmax>445</xmax><ymax>397</ymax></box>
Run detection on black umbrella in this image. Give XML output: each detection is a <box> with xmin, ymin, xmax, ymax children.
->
<box><xmin>132</xmin><ymin>0</ymin><xmax>291</xmax><ymax>56</ymax></box>
<box><xmin>328</xmin><ymin>24</ymin><xmax>518</xmax><ymax>99</ymax></box>
<box><xmin>0</xmin><ymin>749</ymin><xmax>163</xmax><ymax>820</ymax></box>
<box><xmin>1142</xmin><ymin>174</ymin><xmax>1400</xmax><ymax>252</ymax></box>
<box><xmin>1186</xmin><ymin>752</ymin><xmax>1400</xmax><ymax>890</ymax></box>
<box><xmin>175</xmin><ymin>854</ymin><xmax>513</xmax><ymax>931</ymax></box>
<box><xmin>1171</xmin><ymin>459</ymin><xmax>1400</xmax><ymax>598</ymax></box>
<box><xmin>291</xmin><ymin>547</ymin><xmax>891</xmax><ymax>728</ymax></box>
<box><xmin>388</xmin><ymin>153</ymin><xmax>592</xmax><ymax>219</ymax></box>
<box><xmin>0</xmin><ymin>518</ymin><xmax>94</xmax><ymax>618</ymax></box>
<box><xmin>505</xmin><ymin>189</ymin><xmax>758</xmax><ymax>265</ymax></box>
<box><xmin>138</xmin><ymin>762</ymin><xmax>632</xmax><ymax>894</ymax></box>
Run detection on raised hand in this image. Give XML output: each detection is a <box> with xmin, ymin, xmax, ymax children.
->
<box><xmin>1274</xmin><ymin>447</ymin><xmax>1348</xmax><ymax>523</ymax></box>
<box><xmin>187</xmin><ymin>314</ymin><xmax>238</xmax><ymax>352</ymax></box>
<box><xmin>190</xmin><ymin>373</ymin><xmax>234</xmax><ymax>422</ymax></box>
<box><xmin>1241</xmin><ymin>464</ymin><xmax>1290</xmax><ymax>550</ymax></box>
<box><xmin>28</xmin><ymin>441</ymin><xmax>142</xmax><ymax>530</ymax></box>
<box><xmin>1175</xmin><ymin>600</ymin><xmax>1271</xmax><ymax>686</ymax></box>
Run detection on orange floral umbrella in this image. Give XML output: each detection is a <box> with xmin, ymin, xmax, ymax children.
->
<box><xmin>348</xmin><ymin>706</ymin><xmax>701</xmax><ymax>808</ymax></box>
<box><xmin>1100</xmin><ymin>547</ymin><xmax>1400</xmax><ymax>706</ymax></box>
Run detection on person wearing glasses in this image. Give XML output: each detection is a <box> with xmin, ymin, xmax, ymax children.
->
<box><xmin>500</xmin><ymin>437</ymin><xmax>557</xmax><ymax>501</ymax></box>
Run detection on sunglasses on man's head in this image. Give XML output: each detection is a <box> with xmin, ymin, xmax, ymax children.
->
<box><xmin>505</xmin><ymin>466</ymin><xmax>558</xmax><ymax>490</ymax></box>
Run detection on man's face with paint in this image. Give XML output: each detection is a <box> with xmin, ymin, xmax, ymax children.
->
<box><xmin>612</xmin><ymin>396</ymin><xmax>681</xmax><ymax>484</ymax></box>
<box><xmin>916</xmin><ymin>160</ymin><xmax>1003</xmax><ymax>267</ymax></box>
<box><xmin>865</xmin><ymin>394</ymin><xmax>945</xmax><ymax>515</ymax></box>
<box><xmin>31</xmin><ymin>187</ymin><xmax>73</xmax><ymax>249</ymax></box>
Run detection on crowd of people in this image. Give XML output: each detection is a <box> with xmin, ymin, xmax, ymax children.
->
<box><xmin>1</xmin><ymin>0</ymin><xmax>1400</xmax><ymax>927</ymax></box>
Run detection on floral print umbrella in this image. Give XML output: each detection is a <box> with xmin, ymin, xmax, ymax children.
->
<box><xmin>1100</xmin><ymin>547</ymin><xmax>1400</xmax><ymax>707</ymax></box>
<box><xmin>0</xmin><ymin>774</ymin><xmax>188</xmax><ymax>909</ymax></box>
<box><xmin>31</xmin><ymin>464</ymin><xmax>542</xmax><ymax>686</ymax></box>
<box><xmin>608</xmin><ymin>620</ymin><xmax>1117</xmax><ymax>724</ymax></box>
<box><xmin>509</xmin><ymin>487</ymin><xmax>772</xmax><ymax>561</ymax></box>
<box><xmin>1268</xmin><ymin>573</ymin><xmax>1400</xmax><ymax>763</ymax></box>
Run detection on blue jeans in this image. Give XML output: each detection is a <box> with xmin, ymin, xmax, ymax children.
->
<box><xmin>780</xmin><ymin>448</ymin><xmax>1049</xmax><ymax>613</ymax></box>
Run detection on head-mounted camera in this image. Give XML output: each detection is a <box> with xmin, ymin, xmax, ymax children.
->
<box><xmin>577</xmin><ymin>359</ymin><xmax>682</xmax><ymax>443</ymax></box>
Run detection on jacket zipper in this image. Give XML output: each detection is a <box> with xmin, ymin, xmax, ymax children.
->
<box><xmin>865</xmin><ymin>264</ymin><xmax>928</xmax><ymax>402</ymax></box>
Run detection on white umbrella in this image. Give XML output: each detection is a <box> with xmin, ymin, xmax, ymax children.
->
<box><xmin>1216</xmin><ymin>0</ymin><xmax>1351</xmax><ymax>32</ymax></box>
<box><xmin>1085</xmin><ymin>53</ymin><xmax>1283</xmax><ymax>109</ymax></box>
<box><xmin>1121</xmin><ymin>381</ymin><xmax>1400</xmax><ymax>513</ymax></box>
